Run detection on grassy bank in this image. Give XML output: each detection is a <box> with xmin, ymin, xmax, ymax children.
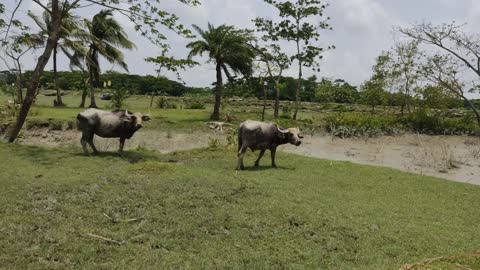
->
<box><xmin>1</xmin><ymin>143</ymin><xmax>479</xmax><ymax>269</ymax></box>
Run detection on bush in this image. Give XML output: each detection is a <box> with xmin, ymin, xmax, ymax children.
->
<box><xmin>280</xmin><ymin>104</ymin><xmax>292</xmax><ymax>119</ymax></box>
<box><xmin>156</xmin><ymin>96</ymin><xmax>177</xmax><ymax>109</ymax></box>
<box><xmin>110</xmin><ymin>88</ymin><xmax>129</xmax><ymax>109</ymax></box>
<box><xmin>184</xmin><ymin>100</ymin><xmax>205</xmax><ymax>109</ymax></box>
<box><xmin>325</xmin><ymin>111</ymin><xmax>480</xmax><ymax>137</ymax></box>
<box><xmin>325</xmin><ymin>113</ymin><xmax>401</xmax><ymax>138</ymax></box>
<box><xmin>401</xmin><ymin>110</ymin><xmax>478</xmax><ymax>135</ymax></box>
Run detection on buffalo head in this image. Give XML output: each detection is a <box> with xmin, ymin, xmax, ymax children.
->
<box><xmin>124</xmin><ymin>111</ymin><xmax>151</xmax><ymax>130</ymax></box>
<box><xmin>277</xmin><ymin>125</ymin><xmax>304</xmax><ymax>146</ymax></box>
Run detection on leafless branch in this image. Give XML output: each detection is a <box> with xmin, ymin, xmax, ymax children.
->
<box><xmin>3</xmin><ymin>0</ymin><xmax>23</xmax><ymax>41</ymax></box>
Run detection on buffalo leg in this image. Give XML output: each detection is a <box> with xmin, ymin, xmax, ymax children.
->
<box><xmin>119</xmin><ymin>138</ymin><xmax>126</xmax><ymax>154</ymax></box>
<box><xmin>254</xmin><ymin>149</ymin><xmax>266</xmax><ymax>167</ymax></box>
<box><xmin>270</xmin><ymin>147</ymin><xmax>277</xmax><ymax>168</ymax></box>
<box><xmin>237</xmin><ymin>144</ymin><xmax>248</xmax><ymax>170</ymax></box>
<box><xmin>87</xmin><ymin>134</ymin><xmax>99</xmax><ymax>155</ymax></box>
<box><xmin>80</xmin><ymin>132</ymin><xmax>89</xmax><ymax>155</ymax></box>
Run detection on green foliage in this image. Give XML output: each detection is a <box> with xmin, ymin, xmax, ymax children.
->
<box><xmin>325</xmin><ymin>113</ymin><xmax>401</xmax><ymax>138</ymax></box>
<box><xmin>187</xmin><ymin>23</ymin><xmax>256</xmax><ymax>119</ymax></box>
<box><xmin>184</xmin><ymin>100</ymin><xmax>206</xmax><ymax>109</ymax></box>
<box><xmin>360</xmin><ymin>80</ymin><xmax>387</xmax><ymax>111</ymax></box>
<box><xmin>16</xmin><ymin>70</ymin><xmax>196</xmax><ymax>96</ymax></box>
<box><xmin>315</xmin><ymin>78</ymin><xmax>359</xmax><ymax>103</ymax></box>
<box><xmin>187</xmin><ymin>23</ymin><xmax>256</xmax><ymax>77</ymax></box>
<box><xmin>0</xmin><ymin>83</ymin><xmax>15</xmax><ymax>100</ymax></box>
<box><xmin>326</xmin><ymin>111</ymin><xmax>479</xmax><ymax>137</ymax></box>
<box><xmin>156</xmin><ymin>96</ymin><xmax>177</xmax><ymax>109</ymax></box>
<box><xmin>144</xmin><ymin>47</ymin><xmax>198</xmax><ymax>84</ymax></box>
<box><xmin>110</xmin><ymin>87</ymin><xmax>130</xmax><ymax>109</ymax></box>
<box><xmin>280</xmin><ymin>103</ymin><xmax>292</xmax><ymax>119</ymax></box>
<box><xmin>254</xmin><ymin>0</ymin><xmax>333</xmax><ymax>71</ymax></box>
<box><xmin>401</xmin><ymin>110</ymin><xmax>478</xmax><ymax>135</ymax></box>
<box><xmin>419</xmin><ymin>85</ymin><xmax>463</xmax><ymax>109</ymax></box>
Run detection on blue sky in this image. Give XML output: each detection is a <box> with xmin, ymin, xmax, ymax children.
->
<box><xmin>2</xmin><ymin>0</ymin><xmax>480</xmax><ymax>94</ymax></box>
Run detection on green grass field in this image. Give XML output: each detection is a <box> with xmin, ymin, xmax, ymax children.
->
<box><xmin>1</xmin><ymin>142</ymin><xmax>479</xmax><ymax>269</ymax></box>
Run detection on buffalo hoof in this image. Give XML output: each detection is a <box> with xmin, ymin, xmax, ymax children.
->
<box><xmin>92</xmin><ymin>151</ymin><xmax>99</xmax><ymax>156</ymax></box>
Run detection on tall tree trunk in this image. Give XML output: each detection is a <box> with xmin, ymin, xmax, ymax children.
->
<box><xmin>15</xmin><ymin>68</ymin><xmax>22</xmax><ymax>104</ymax></box>
<box><xmin>293</xmin><ymin>28</ymin><xmax>302</xmax><ymax>120</ymax></box>
<box><xmin>88</xmin><ymin>50</ymin><xmax>98</xmax><ymax>108</ymax></box>
<box><xmin>211</xmin><ymin>62</ymin><xmax>222</xmax><ymax>120</ymax></box>
<box><xmin>53</xmin><ymin>46</ymin><xmax>63</xmax><ymax>106</ymax></box>
<box><xmin>293</xmin><ymin>62</ymin><xmax>302</xmax><ymax>120</ymax></box>
<box><xmin>79</xmin><ymin>69</ymin><xmax>88</xmax><ymax>108</ymax></box>
<box><xmin>80</xmin><ymin>86</ymin><xmax>87</xmax><ymax>108</ymax></box>
<box><xmin>261</xmin><ymin>79</ymin><xmax>267</xmax><ymax>121</ymax></box>
<box><xmin>4</xmin><ymin>1</ymin><xmax>61</xmax><ymax>142</ymax></box>
<box><xmin>273</xmin><ymin>84</ymin><xmax>280</xmax><ymax>119</ymax></box>
<box><xmin>53</xmin><ymin>44</ymin><xmax>63</xmax><ymax>107</ymax></box>
<box><xmin>89</xmin><ymin>68</ymin><xmax>97</xmax><ymax>108</ymax></box>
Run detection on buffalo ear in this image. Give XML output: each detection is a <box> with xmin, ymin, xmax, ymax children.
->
<box><xmin>142</xmin><ymin>115</ymin><xmax>151</xmax><ymax>121</ymax></box>
<box><xmin>124</xmin><ymin>116</ymin><xmax>133</xmax><ymax>122</ymax></box>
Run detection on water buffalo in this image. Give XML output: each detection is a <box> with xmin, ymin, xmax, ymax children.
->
<box><xmin>77</xmin><ymin>108</ymin><xmax>151</xmax><ymax>155</ymax></box>
<box><xmin>237</xmin><ymin>120</ymin><xmax>303</xmax><ymax>170</ymax></box>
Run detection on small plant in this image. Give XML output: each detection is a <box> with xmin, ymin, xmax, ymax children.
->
<box><xmin>0</xmin><ymin>83</ymin><xmax>16</xmax><ymax>101</ymax></box>
<box><xmin>185</xmin><ymin>100</ymin><xmax>206</xmax><ymax>109</ymax></box>
<box><xmin>280</xmin><ymin>104</ymin><xmax>292</xmax><ymax>119</ymax></box>
<box><xmin>156</xmin><ymin>96</ymin><xmax>177</xmax><ymax>109</ymax></box>
<box><xmin>207</xmin><ymin>137</ymin><xmax>220</xmax><ymax>149</ymax></box>
<box><xmin>110</xmin><ymin>87</ymin><xmax>129</xmax><ymax>109</ymax></box>
<box><xmin>226</xmin><ymin>128</ymin><xmax>238</xmax><ymax>148</ymax></box>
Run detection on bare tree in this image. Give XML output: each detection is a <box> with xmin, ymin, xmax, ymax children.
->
<box><xmin>420</xmin><ymin>54</ymin><xmax>480</xmax><ymax>125</ymax></box>
<box><xmin>399</xmin><ymin>22</ymin><xmax>480</xmax><ymax>124</ymax></box>
<box><xmin>253</xmin><ymin>44</ymin><xmax>290</xmax><ymax>119</ymax></box>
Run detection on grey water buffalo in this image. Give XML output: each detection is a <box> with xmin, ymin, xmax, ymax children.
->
<box><xmin>77</xmin><ymin>108</ymin><xmax>151</xmax><ymax>155</ymax></box>
<box><xmin>237</xmin><ymin>120</ymin><xmax>303</xmax><ymax>170</ymax></box>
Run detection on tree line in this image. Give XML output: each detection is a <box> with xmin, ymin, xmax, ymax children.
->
<box><xmin>1</xmin><ymin>0</ymin><xmax>480</xmax><ymax>143</ymax></box>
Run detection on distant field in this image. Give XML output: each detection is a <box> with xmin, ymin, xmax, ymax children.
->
<box><xmin>1</xmin><ymin>143</ymin><xmax>479</xmax><ymax>269</ymax></box>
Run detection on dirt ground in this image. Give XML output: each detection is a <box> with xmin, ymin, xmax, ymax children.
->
<box><xmin>19</xmin><ymin>128</ymin><xmax>480</xmax><ymax>185</ymax></box>
<box><xmin>282</xmin><ymin>134</ymin><xmax>480</xmax><ymax>185</ymax></box>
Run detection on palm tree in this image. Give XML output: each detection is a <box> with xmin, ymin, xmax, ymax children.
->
<box><xmin>29</xmin><ymin>10</ymin><xmax>87</xmax><ymax>106</ymax></box>
<box><xmin>84</xmin><ymin>9</ymin><xmax>135</xmax><ymax>108</ymax></box>
<box><xmin>187</xmin><ymin>23</ymin><xmax>255</xmax><ymax>120</ymax></box>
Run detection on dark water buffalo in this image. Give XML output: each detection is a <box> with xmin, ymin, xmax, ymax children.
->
<box><xmin>237</xmin><ymin>120</ymin><xmax>303</xmax><ymax>170</ymax></box>
<box><xmin>77</xmin><ymin>108</ymin><xmax>151</xmax><ymax>155</ymax></box>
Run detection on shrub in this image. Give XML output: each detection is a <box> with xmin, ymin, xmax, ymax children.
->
<box><xmin>110</xmin><ymin>88</ymin><xmax>129</xmax><ymax>109</ymax></box>
<box><xmin>185</xmin><ymin>100</ymin><xmax>205</xmax><ymax>109</ymax></box>
<box><xmin>325</xmin><ymin>113</ymin><xmax>401</xmax><ymax>138</ymax></box>
<box><xmin>156</xmin><ymin>96</ymin><xmax>177</xmax><ymax>109</ymax></box>
<box><xmin>401</xmin><ymin>110</ymin><xmax>478</xmax><ymax>135</ymax></box>
<box><xmin>280</xmin><ymin>104</ymin><xmax>292</xmax><ymax>119</ymax></box>
<box><xmin>325</xmin><ymin>111</ymin><xmax>479</xmax><ymax>137</ymax></box>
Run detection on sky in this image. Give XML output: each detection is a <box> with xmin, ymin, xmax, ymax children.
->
<box><xmin>3</xmin><ymin>0</ymin><xmax>480</xmax><ymax>90</ymax></box>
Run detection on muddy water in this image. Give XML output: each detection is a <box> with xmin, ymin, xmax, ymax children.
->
<box><xmin>282</xmin><ymin>134</ymin><xmax>480</xmax><ymax>185</ymax></box>
<box><xmin>19</xmin><ymin>129</ymin><xmax>480</xmax><ymax>185</ymax></box>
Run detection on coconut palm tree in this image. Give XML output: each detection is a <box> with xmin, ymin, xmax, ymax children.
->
<box><xmin>29</xmin><ymin>10</ymin><xmax>88</xmax><ymax>106</ymax></box>
<box><xmin>84</xmin><ymin>9</ymin><xmax>135</xmax><ymax>108</ymax></box>
<box><xmin>187</xmin><ymin>23</ymin><xmax>255</xmax><ymax>120</ymax></box>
